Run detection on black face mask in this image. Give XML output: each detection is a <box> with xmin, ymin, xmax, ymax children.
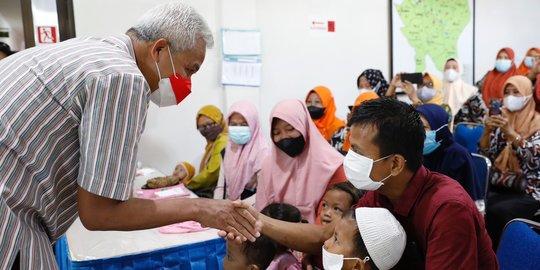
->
<box><xmin>307</xmin><ymin>106</ymin><xmax>325</xmax><ymax>120</ymax></box>
<box><xmin>275</xmin><ymin>136</ymin><xmax>306</xmax><ymax>157</ymax></box>
<box><xmin>199</xmin><ymin>125</ymin><xmax>223</xmax><ymax>141</ymax></box>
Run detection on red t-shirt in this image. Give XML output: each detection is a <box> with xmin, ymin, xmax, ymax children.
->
<box><xmin>354</xmin><ymin>166</ymin><xmax>498</xmax><ymax>270</ymax></box>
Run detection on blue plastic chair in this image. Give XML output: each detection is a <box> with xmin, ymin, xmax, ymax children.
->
<box><xmin>454</xmin><ymin>122</ymin><xmax>485</xmax><ymax>153</ymax></box>
<box><xmin>471</xmin><ymin>153</ymin><xmax>491</xmax><ymax>201</ymax></box>
<box><xmin>497</xmin><ymin>218</ymin><xmax>540</xmax><ymax>270</ymax></box>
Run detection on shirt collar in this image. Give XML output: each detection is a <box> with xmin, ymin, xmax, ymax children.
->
<box><xmin>380</xmin><ymin>166</ymin><xmax>430</xmax><ymax>218</ymax></box>
<box><xmin>102</xmin><ymin>34</ymin><xmax>136</xmax><ymax>60</ymax></box>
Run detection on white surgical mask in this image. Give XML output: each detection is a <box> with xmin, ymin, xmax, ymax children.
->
<box><xmin>417</xmin><ymin>87</ymin><xmax>437</xmax><ymax>102</ymax></box>
<box><xmin>444</xmin><ymin>69</ymin><xmax>458</xmax><ymax>82</ymax></box>
<box><xmin>322</xmin><ymin>247</ymin><xmax>367</xmax><ymax>270</ymax></box>
<box><xmin>358</xmin><ymin>88</ymin><xmax>372</xmax><ymax>95</ymax></box>
<box><xmin>344</xmin><ymin>150</ymin><xmax>392</xmax><ymax>190</ymax></box>
<box><xmin>495</xmin><ymin>59</ymin><xmax>512</xmax><ymax>73</ymax></box>
<box><xmin>504</xmin><ymin>95</ymin><xmax>532</xmax><ymax>112</ymax></box>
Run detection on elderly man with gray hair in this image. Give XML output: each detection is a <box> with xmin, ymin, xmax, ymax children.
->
<box><xmin>0</xmin><ymin>2</ymin><xmax>258</xmax><ymax>269</ymax></box>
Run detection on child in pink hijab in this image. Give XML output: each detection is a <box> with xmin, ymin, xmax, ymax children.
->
<box><xmin>255</xmin><ymin>99</ymin><xmax>346</xmax><ymax>223</ymax></box>
<box><xmin>214</xmin><ymin>101</ymin><xmax>269</xmax><ymax>204</ymax></box>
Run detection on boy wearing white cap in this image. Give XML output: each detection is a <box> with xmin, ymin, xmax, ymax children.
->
<box><xmin>323</xmin><ymin>207</ymin><xmax>406</xmax><ymax>270</ymax></box>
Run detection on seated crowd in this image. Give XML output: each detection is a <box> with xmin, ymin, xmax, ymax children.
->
<box><xmin>169</xmin><ymin>47</ymin><xmax>540</xmax><ymax>269</ymax></box>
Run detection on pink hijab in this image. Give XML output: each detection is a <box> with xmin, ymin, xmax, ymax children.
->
<box><xmin>255</xmin><ymin>99</ymin><xmax>344</xmax><ymax>223</ymax></box>
<box><xmin>224</xmin><ymin>101</ymin><xmax>270</xmax><ymax>200</ymax></box>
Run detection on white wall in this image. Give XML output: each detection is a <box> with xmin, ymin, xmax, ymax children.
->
<box><xmin>255</xmin><ymin>0</ymin><xmax>389</xmax><ymax>134</ymax></box>
<box><xmin>474</xmin><ymin>0</ymin><xmax>540</xmax><ymax>81</ymax></box>
<box><xmin>0</xmin><ymin>0</ymin><xmax>25</xmax><ymax>50</ymax></box>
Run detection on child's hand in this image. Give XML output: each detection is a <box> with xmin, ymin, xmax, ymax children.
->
<box><xmin>302</xmin><ymin>254</ymin><xmax>315</xmax><ymax>270</ymax></box>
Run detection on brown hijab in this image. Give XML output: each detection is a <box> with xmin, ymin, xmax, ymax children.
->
<box><xmin>494</xmin><ymin>76</ymin><xmax>540</xmax><ymax>173</ymax></box>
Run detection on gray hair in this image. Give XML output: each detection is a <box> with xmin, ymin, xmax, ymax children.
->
<box><xmin>127</xmin><ymin>2</ymin><xmax>214</xmax><ymax>53</ymax></box>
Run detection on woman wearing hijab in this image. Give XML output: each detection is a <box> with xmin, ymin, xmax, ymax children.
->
<box><xmin>479</xmin><ymin>75</ymin><xmax>540</xmax><ymax>248</ymax></box>
<box><xmin>305</xmin><ymin>86</ymin><xmax>346</xmax><ymax>144</ymax></box>
<box><xmin>336</xmin><ymin>91</ymin><xmax>379</xmax><ymax>154</ymax></box>
<box><xmin>357</xmin><ymin>69</ymin><xmax>390</xmax><ymax>96</ymax></box>
<box><xmin>516</xmin><ymin>47</ymin><xmax>540</xmax><ymax>76</ymax></box>
<box><xmin>388</xmin><ymin>72</ymin><xmax>443</xmax><ymax>106</ymax></box>
<box><xmin>213</xmin><ymin>101</ymin><xmax>270</xmax><ymax>204</ymax></box>
<box><xmin>479</xmin><ymin>47</ymin><xmax>518</xmax><ymax>106</ymax></box>
<box><xmin>443</xmin><ymin>58</ymin><xmax>487</xmax><ymax>125</ymax></box>
<box><xmin>417</xmin><ymin>104</ymin><xmax>481</xmax><ymax>201</ymax></box>
<box><xmin>184</xmin><ymin>105</ymin><xmax>228</xmax><ymax>198</ymax></box>
<box><xmin>524</xmin><ymin>55</ymin><xmax>540</xmax><ymax>113</ymax></box>
<box><xmin>255</xmin><ymin>99</ymin><xmax>346</xmax><ymax>223</ymax></box>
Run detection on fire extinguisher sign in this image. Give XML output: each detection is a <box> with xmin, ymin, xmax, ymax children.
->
<box><xmin>37</xmin><ymin>26</ymin><xmax>57</xmax><ymax>44</ymax></box>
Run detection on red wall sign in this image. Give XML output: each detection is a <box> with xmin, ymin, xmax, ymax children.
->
<box><xmin>37</xmin><ymin>26</ymin><xmax>57</xmax><ymax>44</ymax></box>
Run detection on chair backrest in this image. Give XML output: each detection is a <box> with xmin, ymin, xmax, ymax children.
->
<box><xmin>471</xmin><ymin>153</ymin><xmax>491</xmax><ymax>201</ymax></box>
<box><xmin>497</xmin><ymin>218</ymin><xmax>540</xmax><ymax>270</ymax></box>
<box><xmin>454</xmin><ymin>122</ymin><xmax>485</xmax><ymax>153</ymax></box>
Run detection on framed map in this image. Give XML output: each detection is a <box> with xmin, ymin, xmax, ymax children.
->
<box><xmin>391</xmin><ymin>0</ymin><xmax>475</xmax><ymax>84</ymax></box>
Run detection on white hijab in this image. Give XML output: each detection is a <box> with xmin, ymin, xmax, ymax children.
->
<box><xmin>442</xmin><ymin>58</ymin><xmax>478</xmax><ymax>116</ymax></box>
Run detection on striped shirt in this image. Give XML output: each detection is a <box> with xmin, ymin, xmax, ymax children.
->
<box><xmin>0</xmin><ymin>35</ymin><xmax>149</xmax><ymax>269</ymax></box>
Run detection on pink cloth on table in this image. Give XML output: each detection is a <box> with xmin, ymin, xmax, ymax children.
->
<box><xmin>267</xmin><ymin>251</ymin><xmax>302</xmax><ymax>270</ymax></box>
<box><xmin>158</xmin><ymin>221</ymin><xmax>210</xmax><ymax>234</ymax></box>
<box><xmin>135</xmin><ymin>183</ymin><xmax>190</xmax><ymax>200</ymax></box>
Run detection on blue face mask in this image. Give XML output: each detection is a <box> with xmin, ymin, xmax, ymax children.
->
<box><xmin>228</xmin><ymin>126</ymin><xmax>251</xmax><ymax>145</ymax></box>
<box><xmin>524</xmin><ymin>56</ymin><xmax>535</xmax><ymax>68</ymax></box>
<box><xmin>495</xmin><ymin>59</ymin><xmax>512</xmax><ymax>73</ymax></box>
<box><xmin>423</xmin><ymin>124</ymin><xmax>447</xmax><ymax>155</ymax></box>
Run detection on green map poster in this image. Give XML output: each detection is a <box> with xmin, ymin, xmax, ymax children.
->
<box><xmin>392</xmin><ymin>0</ymin><xmax>475</xmax><ymax>84</ymax></box>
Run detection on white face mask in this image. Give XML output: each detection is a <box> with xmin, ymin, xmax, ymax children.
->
<box><xmin>343</xmin><ymin>150</ymin><xmax>392</xmax><ymax>190</ymax></box>
<box><xmin>444</xmin><ymin>69</ymin><xmax>459</xmax><ymax>82</ymax></box>
<box><xmin>322</xmin><ymin>247</ymin><xmax>368</xmax><ymax>270</ymax></box>
<box><xmin>358</xmin><ymin>88</ymin><xmax>372</xmax><ymax>95</ymax></box>
<box><xmin>504</xmin><ymin>95</ymin><xmax>532</xmax><ymax>112</ymax></box>
<box><xmin>417</xmin><ymin>87</ymin><xmax>437</xmax><ymax>102</ymax></box>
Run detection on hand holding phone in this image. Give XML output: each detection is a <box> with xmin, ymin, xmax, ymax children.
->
<box><xmin>400</xmin><ymin>72</ymin><xmax>424</xmax><ymax>85</ymax></box>
<box><xmin>489</xmin><ymin>98</ymin><xmax>502</xmax><ymax>116</ymax></box>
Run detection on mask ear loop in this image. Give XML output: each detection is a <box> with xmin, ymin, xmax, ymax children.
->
<box><xmin>154</xmin><ymin>62</ymin><xmax>162</xmax><ymax>80</ymax></box>
<box><xmin>363</xmin><ymin>256</ymin><xmax>370</xmax><ymax>263</ymax></box>
<box><xmin>433</xmin><ymin>124</ymin><xmax>449</xmax><ymax>144</ymax></box>
<box><xmin>166</xmin><ymin>46</ymin><xmax>179</xmax><ymax>79</ymax></box>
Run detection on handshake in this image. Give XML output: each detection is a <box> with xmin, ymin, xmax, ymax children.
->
<box><xmin>195</xmin><ymin>199</ymin><xmax>262</xmax><ymax>242</ymax></box>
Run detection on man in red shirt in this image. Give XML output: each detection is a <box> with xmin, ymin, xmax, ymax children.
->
<box><xmin>235</xmin><ymin>98</ymin><xmax>498</xmax><ymax>269</ymax></box>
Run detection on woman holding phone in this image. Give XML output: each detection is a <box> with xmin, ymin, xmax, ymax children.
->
<box><xmin>479</xmin><ymin>75</ymin><xmax>540</xmax><ymax>249</ymax></box>
<box><xmin>385</xmin><ymin>72</ymin><xmax>443</xmax><ymax>106</ymax></box>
